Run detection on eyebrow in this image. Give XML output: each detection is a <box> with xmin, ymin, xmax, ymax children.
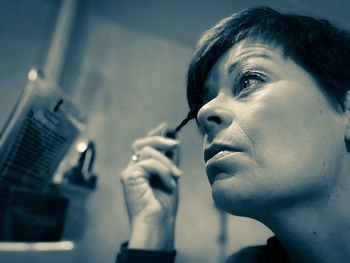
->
<box><xmin>227</xmin><ymin>53</ymin><xmax>272</xmax><ymax>74</ymax></box>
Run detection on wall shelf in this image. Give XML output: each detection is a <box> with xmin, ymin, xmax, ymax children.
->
<box><xmin>0</xmin><ymin>241</ymin><xmax>75</xmax><ymax>252</ymax></box>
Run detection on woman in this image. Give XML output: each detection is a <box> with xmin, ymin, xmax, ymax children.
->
<box><xmin>117</xmin><ymin>6</ymin><xmax>350</xmax><ymax>263</ymax></box>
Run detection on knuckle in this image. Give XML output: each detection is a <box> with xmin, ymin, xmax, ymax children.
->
<box><xmin>142</xmin><ymin>145</ymin><xmax>155</xmax><ymax>153</ymax></box>
<box><xmin>120</xmin><ymin>170</ymin><xmax>130</xmax><ymax>181</ymax></box>
<box><xmin>121</xmin><ymin>170</ymin><xmax>142</xmax><ymax>182</ymax></box>
<box><xmin>121</xmin><ymin>164</ymin><xmax>141</xmax><ymax>177</ymax></box>
<box><xmin>132</xmin><ymin>139</ymin><xmax>142</xmax><ymax>151</ymax></box>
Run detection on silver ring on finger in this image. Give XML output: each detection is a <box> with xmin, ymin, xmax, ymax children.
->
<box><xmin>131</xmin><ymin>153</ymin><xmax>146</xmax><ymax>163</ymax></box>
<box><xmin>131</xmin><ymin>153</ymin><xmax>139</xmax><ymax>162</ymax></box>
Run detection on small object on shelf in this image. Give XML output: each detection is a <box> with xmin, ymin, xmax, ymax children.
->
<box><xmin>63</xmin><ymin>141</ymin><xmax>98</xmax><ymax>190</ymax></box>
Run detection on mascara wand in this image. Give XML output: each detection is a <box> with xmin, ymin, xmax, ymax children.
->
<box><xmin>165</xmin><ymin>111</ymin><xmax>197</xmax><ymax>139</ymax></box>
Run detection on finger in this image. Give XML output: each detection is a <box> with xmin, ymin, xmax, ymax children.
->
<box><xmin>137</xmin><ymin>158</ymin><xmax>177</xmax><ymax>191</ymax></box>
<box><xmin>147</xmin><ymin>122</ymin><xmax>168</xmax><ymax>136</ymax></box>
<box><xmin>132</xmin><ymin>136</ymin><xmax>179</xmax><ymax>152</ymax></box>
<box><xmin>121</xmin><ymin>163</ymin><xmax>147</xmax><ymax>183</ymax></box>
<box><xmin>140</xmin><ymin>146</ymin><xmax>181</xmax><ymax>177</ymax></box>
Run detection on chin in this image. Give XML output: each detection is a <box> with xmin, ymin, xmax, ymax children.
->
<box><xmin>210</xmin><ymin>178</ymin><xmax>271</xmax><ymax>218</ymax></box>
<box><xmin>211</xmin><ymin>183</ymin><xmax>251</xmax><ymax>217</ymax></box>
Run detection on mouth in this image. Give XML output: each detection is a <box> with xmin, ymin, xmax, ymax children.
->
<box><xmin>204</xmin><ymin>143</ymin><xmax>243</xmax><ymax>163</ymax></box>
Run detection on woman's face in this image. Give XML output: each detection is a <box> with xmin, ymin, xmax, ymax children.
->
<box><xmin>197</xmin><ymin>39</ymin><xmax>347</xmax><ymax>217</ymax></box>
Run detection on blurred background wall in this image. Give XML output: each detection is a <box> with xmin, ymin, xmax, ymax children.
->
<box><xmin>0</xmin><ymin>0</ymin><xmax>349</xmax><ymax>262</ymax></box>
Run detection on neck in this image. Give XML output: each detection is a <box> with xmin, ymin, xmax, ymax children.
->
<box><xmin>258</xmin><ymin>171</ymin><xmax>350</xmax><ymax>263</ymax></box>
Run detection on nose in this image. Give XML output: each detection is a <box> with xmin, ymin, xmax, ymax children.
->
<box><xmin>197</xmin><ymin>97</ymin><xmax>233</xmax><ymax>136</ymax></box>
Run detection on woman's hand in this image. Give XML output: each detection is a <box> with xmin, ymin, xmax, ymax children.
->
<box><xmin>120</xmin><ymin>123</ymin><xmax>181</xmax><ymax>251</ymax></box>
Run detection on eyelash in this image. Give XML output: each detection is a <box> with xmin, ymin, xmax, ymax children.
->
<box><xmin>234</xmin><ymin>71</ymin><xmax>266</xmax><ymax>97</ymax></box>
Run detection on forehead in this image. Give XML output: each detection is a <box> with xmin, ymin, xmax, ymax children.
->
<box><xmin>204</xmin><ymin>40</ymin><xmax>286</xmax><ymax>85</ymax></box>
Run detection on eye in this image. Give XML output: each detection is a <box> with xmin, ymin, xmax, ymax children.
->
<box><xmin>235</xmin><ymin>72</ymin><xmax>266</xmax><ymax>96</ymax></box>
<box><xmin>242</xmin><ymin>76</ymin><xmax>261</xmax><ymax>89</ymax></box>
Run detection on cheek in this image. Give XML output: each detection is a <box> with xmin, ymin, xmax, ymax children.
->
<box><xmin>237</xmin><ymin>85</ymin><xmax>345</xmax><ymax>194</ymax></box>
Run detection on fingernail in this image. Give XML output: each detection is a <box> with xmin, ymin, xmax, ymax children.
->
<box><xmin>159</xmin><ymin>122</ymin><xmax>167</xmax><ymax>128</ymax></box>
<box><xmin>169</xmin><ymin>140</ymin><xmax>179</xmax><ymax>145</ymax></box>
<box><xmin>172</xmin><ymin>167</ymin><xmax>182</xmax><ymax>177</ymax></box>
<box><xmin>161</xmin><ymin>138</ymin><xmax>179</xmax><ymax>146</ymax></box>
<box><xmin>171</xmin><ymin>178</ymin><xmax>177</xmax><ymax>188</ymax></box>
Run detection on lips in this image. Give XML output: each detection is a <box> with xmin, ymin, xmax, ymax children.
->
<box><xmin>204</xmin><ymin>143</ymin><xmax>243</xmax><ymax>163</ymax></box>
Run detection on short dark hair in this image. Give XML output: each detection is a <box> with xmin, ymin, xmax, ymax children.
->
<box><xmin>186</xmin><ymin>6</ymin><xmax>350</xmax><ymax>115</ymax></box>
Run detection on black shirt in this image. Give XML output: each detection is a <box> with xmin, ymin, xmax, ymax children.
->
<box><xmin>116</xmin><ymin>236</ymin><xmax>291</xmax><ymax>263</ymax></box>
